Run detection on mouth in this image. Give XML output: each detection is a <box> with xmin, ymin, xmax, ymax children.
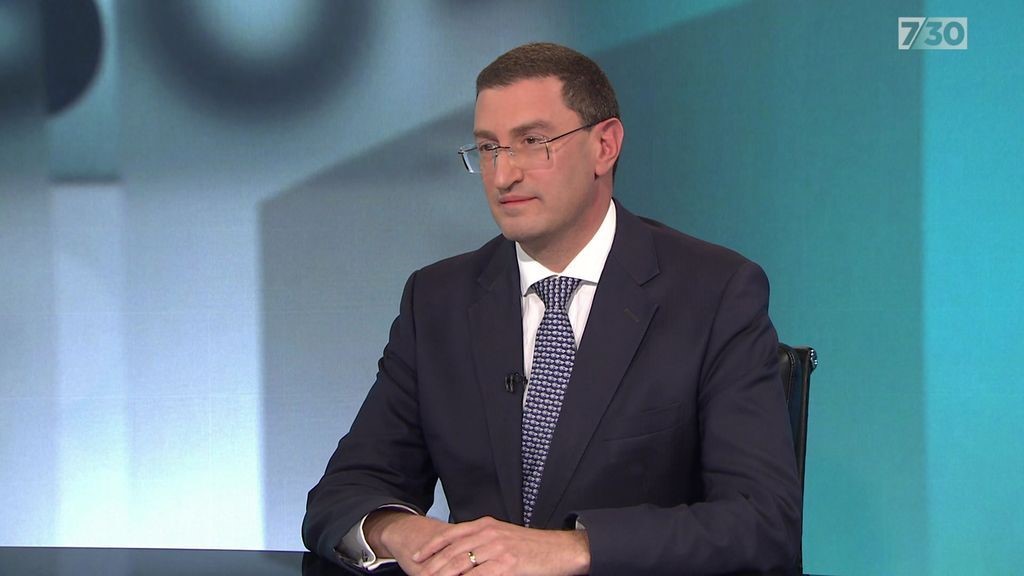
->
<box><xmin>498</xmin><ymin>195</ymin><xmax>535</xmax><ymax>205</ymax></box>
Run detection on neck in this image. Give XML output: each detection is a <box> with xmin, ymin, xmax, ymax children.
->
<box><xmin>521</xmin><ymin>197</ymin><xmax>611</xmax><ymax>273</ymax></box>
<box><xmin>521</xmin><ymin>244</ymin><xmax>579</xmax><ymax>274</ymax></box>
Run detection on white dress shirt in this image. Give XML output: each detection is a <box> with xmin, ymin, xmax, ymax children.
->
<box><xmin>518</xmin><ymin>202</ymin><xmax>616</xmax><ymax>381</ymax></box>
<box><xmin>340</xmin><ymin>201</ymin><xmax>617</xmax><ymax>570</ymax></box>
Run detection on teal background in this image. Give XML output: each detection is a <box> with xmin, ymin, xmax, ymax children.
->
<box><xmin>923</xmin><ymin>0</ymin><xmax>1023</xmax><ymax>573</ymax></box>
<box><xmin>1</xmin><ymin>1</ymin><xmax>1021</xmax><ymax>574</ymax></box>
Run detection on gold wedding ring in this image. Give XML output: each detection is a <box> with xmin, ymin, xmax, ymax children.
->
<box><xmin>467</xmin><ymin>551</ymin><xmax>478</xmax><ymax>566</ymax></box>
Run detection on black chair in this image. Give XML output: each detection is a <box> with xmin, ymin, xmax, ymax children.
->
<box><xmin>778</xmin><ymin>344</ymin><xmax>817</xmax><ymax>487</ymax></box>
<box><xmin>778</xmin><ymin>343</ymin><xmax>817</xmax><ymax>573</ymax></box>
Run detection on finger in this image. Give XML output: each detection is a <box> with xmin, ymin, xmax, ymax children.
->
<box><xmin>419</xmin><ymin>533</ymin><xmax>493</xmax><ymax>576</ymax></box>
<box><xmin>413</xmin><ymin>524</ymin><xmax>464</xmax><ymax>562</ymax></box>
<box><xmin>459</xmin><ymin>546</ymin><xmax>508</xmax><ymax>576</ymax></box>
<box><xmin>463</xmin><ymin>560</ymin><xmax>501</xmax><ymax>576</ymax></box>
<box><xmin>462</xmin><ymin>542</ymin><xmax>501</xmax><ymax>574</ymax></box>
<box><xmin>414</xmin><ymin>517</ymin><xmax>491</xmax><ymax>562</ymax></box>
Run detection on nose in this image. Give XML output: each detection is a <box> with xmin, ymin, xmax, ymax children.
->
<box><xmin>489</xmin><ymin>149</ymin><xmax>524</xmax><ymax>190</ymax></box>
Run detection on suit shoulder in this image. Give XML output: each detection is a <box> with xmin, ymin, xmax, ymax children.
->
<box><xmin>637</xmin><ymin>215</ymin><xmax>762</xmax><ymax>278</ymax></box>
<box><xmin>411</xmin><ymin>234</ymin><xmax>509</xmax><ymax>286</ymax></box>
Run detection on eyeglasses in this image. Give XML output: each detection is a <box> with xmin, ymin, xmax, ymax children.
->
<box><xmin>458</xmin><ymin>121</ymin><xmax>602</xmax><ymax>174</ymax></box>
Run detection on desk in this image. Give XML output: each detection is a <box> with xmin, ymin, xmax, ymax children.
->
<box><xmin>0</xmin><ymin>547</ymin><xmax>350</xmax><ymax>576</ymax></box>
<box><xmin>0</xmin><ymin>546</ymin><xmax>823</xmax><ymax>575</ymax></box>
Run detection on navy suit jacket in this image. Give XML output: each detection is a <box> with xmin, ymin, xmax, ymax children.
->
<box><xmin>303</xmin><ymin>202</ymin><xmax>801</xmax><ymax>575</ymax></box>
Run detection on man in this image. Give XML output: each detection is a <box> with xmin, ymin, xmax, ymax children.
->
<box><xmin>303</xmin><ymin>43</ymin><xmax>801</xmax><ymax>575</ymax></box>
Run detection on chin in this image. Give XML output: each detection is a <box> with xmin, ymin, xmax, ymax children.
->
<box><xmin>493</xmin><ymin>215</ymin><xmax>527</xmax><ymax>241</ymax></box>
<box><xmin>497</xmin><ymin>224</ymin><xmax>536</xmax><ymax>244</ymax></box>
<box><xmin>498</xmin><ymin>227</ymin><xmax>526</xmax><ymax>242</ymax></box>
<box><xmin>492</xmin><ymin>211</ymin><xmax>549</xmax><ymax>246</ymax></box>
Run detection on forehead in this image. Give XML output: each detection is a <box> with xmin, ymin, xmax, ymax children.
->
<box><xmin>474</xmin><ymin>76</ymin><xmax>580</xmax><ymax>135</ymax></box>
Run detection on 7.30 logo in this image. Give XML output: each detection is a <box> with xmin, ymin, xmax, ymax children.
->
<box><xmin>899</xmin><ymin>17</ymin><xmax>968</xmax><ymax>50</ymax></box>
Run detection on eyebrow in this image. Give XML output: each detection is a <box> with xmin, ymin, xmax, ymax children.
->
<box><xmin>473</xmin><ymin>120</ymin><xmax>556</xmax><ymax>141</ymax></box>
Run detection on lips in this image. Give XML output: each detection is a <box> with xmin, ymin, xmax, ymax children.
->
<box><xmin>498</xmin><ymin>195</ymin><xmax>535</xmax><ymax>205</ymax></box>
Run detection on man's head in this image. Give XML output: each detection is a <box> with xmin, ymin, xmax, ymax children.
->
<box><xmin>476</xmin><ymin>43</ymin><xmax>620</xmax><ymax>131</ymax></box>
<box><xmin>472</xmin><ymin>43</ymin><xmax>624</xmax><ymax>270</ymax></box>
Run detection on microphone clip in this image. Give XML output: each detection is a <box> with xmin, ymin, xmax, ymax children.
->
<box><xmin>504</xmin><ymin>372</ymin><xmax>526</xmax><ymax>394</ymax></box>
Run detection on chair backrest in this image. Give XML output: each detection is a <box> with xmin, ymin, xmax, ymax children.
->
<box><xmin>777</xmin><ymin>344</ymin><xmax>817</xmax><ymax>489</ymax></box>
<box><xmin>778</xmin><ymin>343</ymin><xmax>816</xmax><ymax>573</ymax></box>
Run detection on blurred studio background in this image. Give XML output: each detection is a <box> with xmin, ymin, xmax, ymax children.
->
<box><xmin>1</xmin><ymin>1</ymin><xmax>1021</xmax><ymax>574</ymax></box>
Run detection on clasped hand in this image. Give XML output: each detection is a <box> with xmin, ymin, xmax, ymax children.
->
<box><xmin>373</xmin><ymin>513</ymin><xmax>590</xmax><ymax>576</ymax></box>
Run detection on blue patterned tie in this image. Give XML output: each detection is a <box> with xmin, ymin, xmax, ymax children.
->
<box><xmin>522</xmin><ymin>275</ymin><xmax>580</xmax><ymax>527</ymax></box>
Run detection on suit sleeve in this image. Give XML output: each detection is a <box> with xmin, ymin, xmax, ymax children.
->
<box><xmin>574</xmin><ymin>261</ymin><xmax>802</xmax><ymax>575</ymax></box>
<box><xmin>302</xmin><ymin>271</ymin><xmax>438</xmax><ymax>566</ymax></box>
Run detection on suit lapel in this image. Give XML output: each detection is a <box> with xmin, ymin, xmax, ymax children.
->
<box><xmin>531</xmin><ymin>203</ymin><xmax>660</xmax><ymax>527</ymax></box>
<box><xmin>467</xmin><ymin>240</ymin><xmax>526</xmax><ymax>525</ymax></box>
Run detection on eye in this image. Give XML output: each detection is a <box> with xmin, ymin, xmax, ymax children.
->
<box><xmin>522</xmin><ymin>135</ymin><xmax>546</xmax><ymax>146</ymax></box>
<box><xmin>478</xmin><ymin>142</ymin><xmax>500</xmax><ymax>152</ymax></box>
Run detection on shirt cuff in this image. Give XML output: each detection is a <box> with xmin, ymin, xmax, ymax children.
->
<box><xmin>337</xmin><ymin>504</ymin><xmax>419</xmax><ymax>571</ymax></box>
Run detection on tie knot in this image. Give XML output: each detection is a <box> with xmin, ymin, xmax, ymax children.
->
<box><xmin>532</xmin><ymin>276</ymin><xmax>580</xmax><ymax>311</ymax></box>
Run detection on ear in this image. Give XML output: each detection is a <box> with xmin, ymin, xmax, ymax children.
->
<box><xmin>592</xmin><ymin>118</ymin><xmax>624</xmax><ymax>178</ymax></box>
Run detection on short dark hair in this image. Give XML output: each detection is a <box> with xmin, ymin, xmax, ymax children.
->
<box><xmin>476</xmin><ymin>43</ymin><xmax>620</xmax><ymax>126</ymax></box>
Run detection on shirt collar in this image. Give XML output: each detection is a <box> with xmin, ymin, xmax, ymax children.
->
<box><xmin>516</xmin><ymin>201</ymin><xmax>617</xmax><ymax>296</ymax></box>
